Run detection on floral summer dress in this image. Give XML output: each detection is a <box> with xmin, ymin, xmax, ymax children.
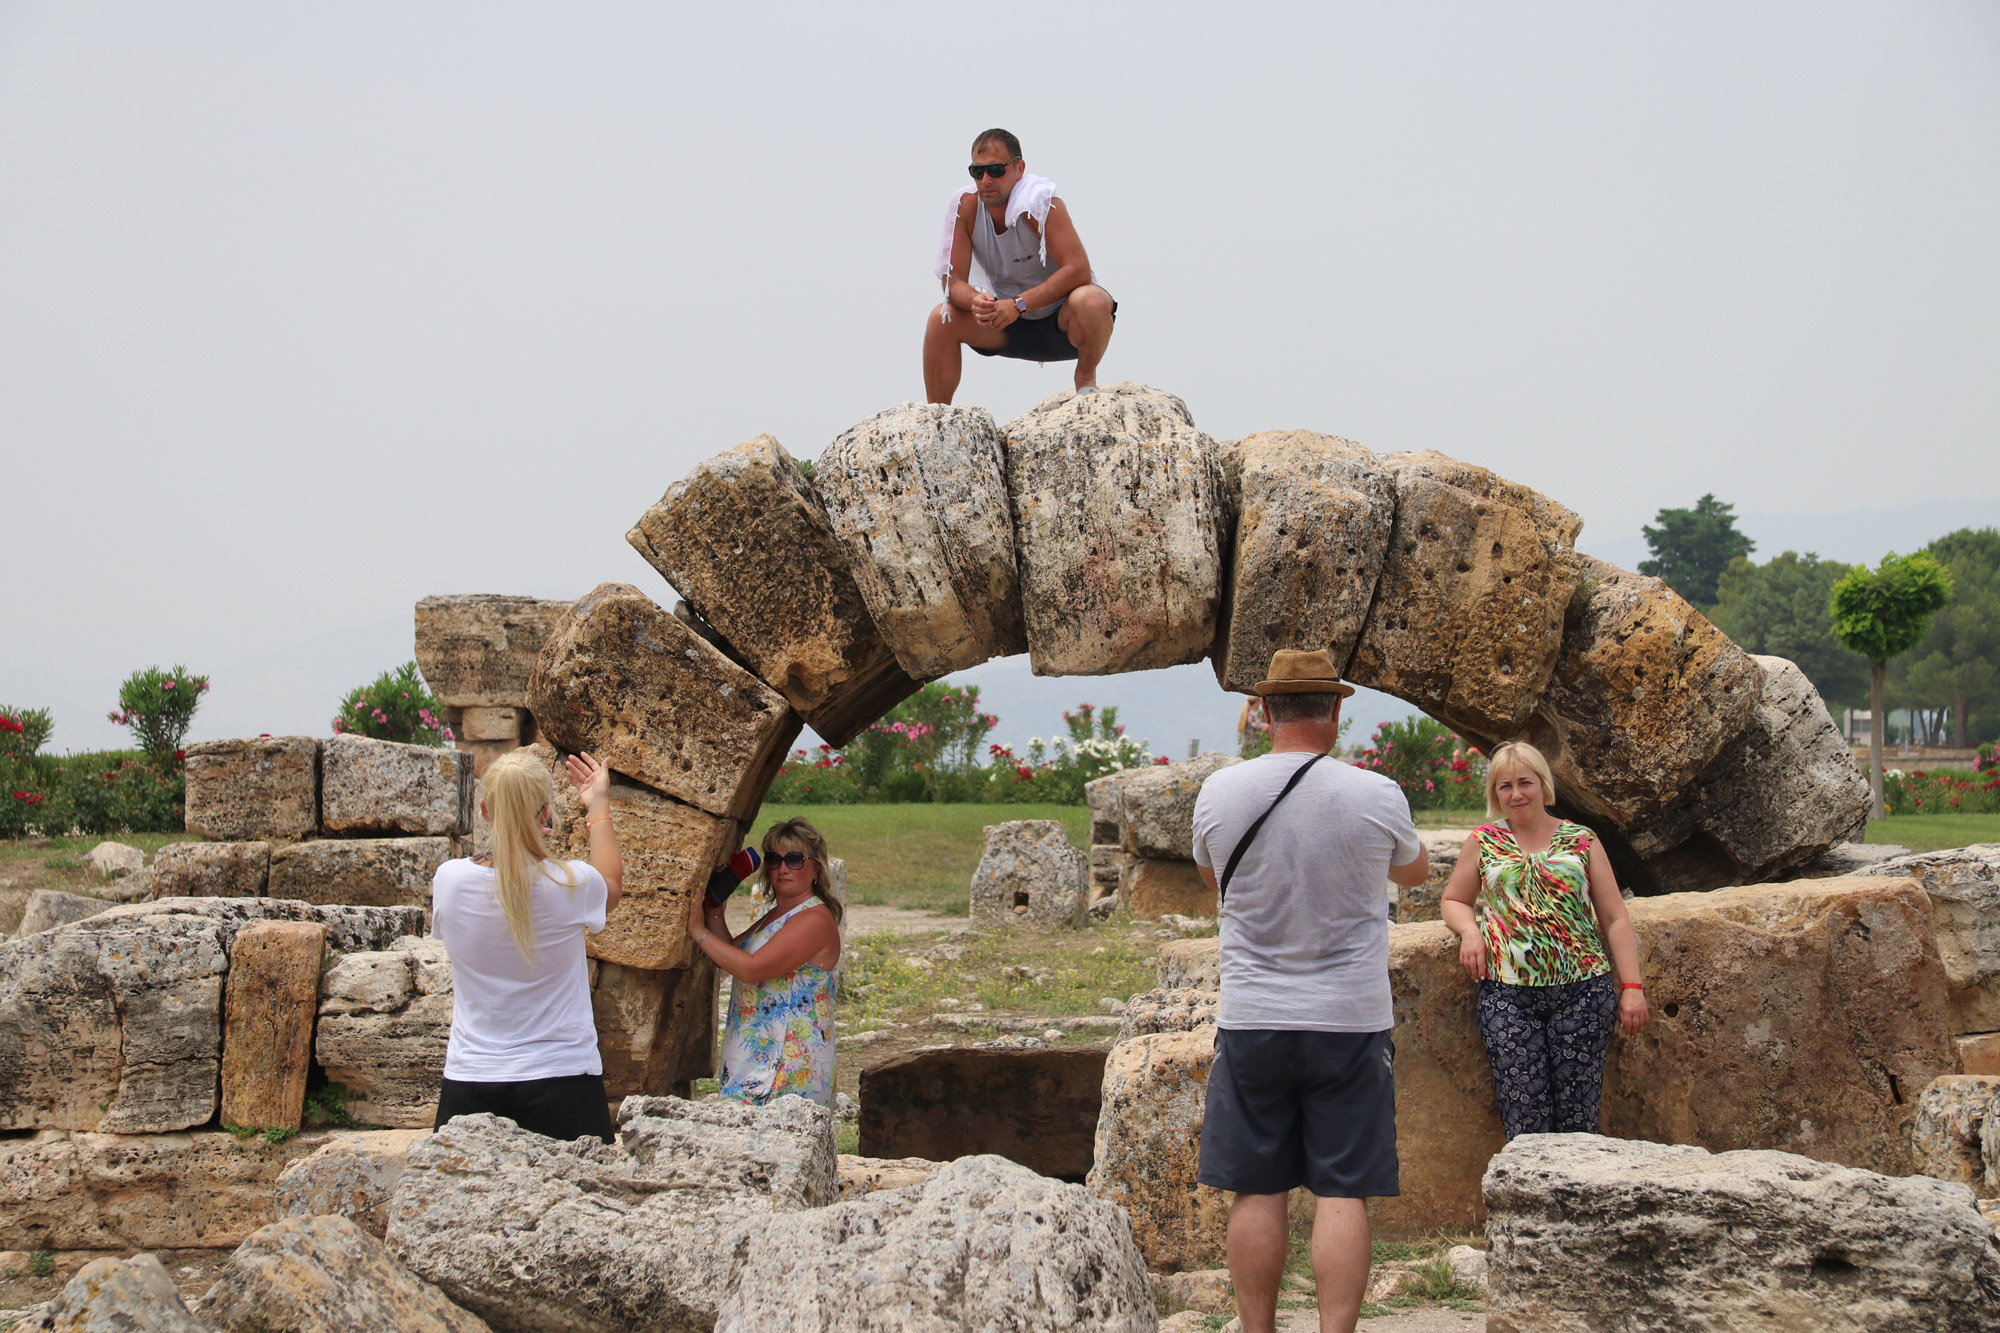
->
<box><xmin>717</xmin><ymin>899</ymin><xmax>836</xmax><ymax>1106</ymax></box>
<box><xmin>1475</xmin><ymin>820</ymin><xmax>1610</xmax><ymax>987</ymax></box>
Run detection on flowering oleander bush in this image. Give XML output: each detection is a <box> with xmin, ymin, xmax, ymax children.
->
<box><xmin>109</xmin><ymin>666</ymin><xmax>209</xmax><ymax>768</ymax></box>
<box><xmin>1977</xmin><ymin>742</ymin><xmax>1998</xmax><ymax>776</ymax></box>
<box><xmin>1350</xmin><ymin>716</ymin><xmax>1487</xmax><ymax>811</ymax></box>
<box><xmin>0</xmin><ymin>706</ymin><xmax>56</xmax><ymax>838</ymax></box>
<box><xmin>1882</xmin><ymin>768</ymin><xmax>2000</xmax><ymax>815</ymax></box>
<box><xmin>332</xmin><ymin>663</ymin><xmax>453</xmax><ymax>747</ymax></box>
<box><xmin>973</xmin><ymin>702</ymin><xmax>1161</xmax><ymax>804</ymax></box>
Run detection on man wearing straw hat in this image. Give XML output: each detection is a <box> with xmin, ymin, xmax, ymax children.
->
<box><xmin>1190</xmin><ymin>649</ymin><xmax>1429</xmax><ymax>1333</ymax></box>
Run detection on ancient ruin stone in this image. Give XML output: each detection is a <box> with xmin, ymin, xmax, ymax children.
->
<box><xmin>1393</xmin><ymin>829</ymin><xmax>1477</xmax><ymax>923</ymax></box>
<box><xmin>817</xmin><ymin>402</ymin><xmax>1027</xmax><ymax>678</ymax></box>
<box><xmin>1867</xmin><ymin>845</ymin><xmax>2000</xmax><ymax>1033</ymax></box>
<box><xmin>1117</xmin><ymin>752</ymin><xmax>1240</xmax><ymax>860</ymax></box>
<box><xmin>1156</xmin><ymin>937</ymin><xmax>1221</xmax><ymax>992</ymax></box>
<box><xmin>592</xmin><ymin>958</ymin><xmax>717</xmax><ymax>1100</ymax></box>
<box><xmin>1119</xmin><ymin>858</ymin><xmax>1215</xmax><ymax>920</ymax></box>
<box><xmin>276</xmin><ymin>1129</ymin><xmax>431</xmax><ymax>1239</ymax></box>
<box><xmin>413</xmin><ymin>594</ymin><xmax>569</xmax><ymax>709</ymax></box>
<box><xmin>528</xmin><ymin>582</ymin><xmax>801</xmax><ymax>821</ymax></box>
<box><xmin>1520</xmin><ymin>557</ymin><xmax>1764</xmax><ymax>824</ymax></box>
<box><xmin>10</xmin><ymin>889</ymin><xmax>112</xmax><ymax>938</ymax></box>
<box><xmin>857</xmin><ymin>1046</ymin><xmax>1107</xmax><ymax>1179</ymax></box>
<box><xmin>220</xmin><ymin>921</ymin><xmax>326</xmax><ymax>1132</ymax></box>
<box><xmin>97</xmin><ymin>897</ymin><xmax>424</xmax><ymax>955</ymax></box>
<box><xmin>184</xmin><ymin>736</ymin><xmax>319</xmax><ymax>840</ymax></box>
<box><xmin>614</xmin><ymin>1095</ymin><xmax>838</xmax><ymax>1206</ymax></box>
<box><xmin>968</xmin><ymin>820</ymin><xmax>1087</xmax><ymax>930</ymax></box>
<box><xmin>719</xmin><ymin>1154</ymin><xmax>1155</xmax><ymax>1333</ymax></box>
<box><xmin>20</xmin><ymin>1253</ymin><xmax>208</xmax><ymax>1332</ymax></box>
<box><xmin>458</xmin><ymin>705</ymin><xmax>525</xmax><ymax>742</ymax></box>
<box><xmin>835</xmin><ymin>1154</ymin><xmax>942</xmax><ymax>1201</ymax></box>
<box><xmin>320</xmin><ymin>734</ymin><xmax>473</xmax><ymax>837</ymax></box>
<box><xmin>315</xmin><ymin>939</ymin><xmax>452</xmax><ymax>1129</ymax></box>
<box><xmin>1958</xmin><ymin>1033</ymin><xmax>2000</xmax><ymax>1076</ymax></box>
<box><xmin>149</xmin><ymin>841</ymin><xmax>270</xmax><ymax>898</ymax></box>
<box><xmin>1089</xmin><ymin>844</ymin><xmax>1126</xmax><ymax>899</ymax></box>
<box><xmin>1001</xmin><ymin>384</ymin><xmax>1226</xmax><ymax>676</ymax></box>
<box><xmin>1118</xmin><ymin>987</ymin><xmax>1218</xmax><ymax>1040</ymax></box>
<box><xmin>81</xmin><ymin>841</ymin><xmax>143</xmax><ymax>879</ymax></box>
<box><xmin>1088</xmin><ymin>1026</ymin><xmax>1226</xmax><ymax>1271</ymax></box>
<box><xmin>1347</xmin><ymin>452</ymin><xmax>1583</xmax><ymax>739</ymax></box>
<box><xmin>198</xmin><ymin>1214</ymin><xmax>491</xmax><ymax>1333</ymax></box>
<box><xmin>0</xmin><ymin>1129</ymin><xmax>334</xmax><ymax>1250</ymax></box>
<box><xmin>1627</xmin><ymin>655</ymin><xmax>1872</xmax><ymax>892</ymax></box>
<box><xmin>1912</xmin><ymin>1075</ymin><xmax>2000</xmax><ymax>1194</ymax></box>
<box><xmin>267</xmin><ymin>837</ymin><xmax>452</xmax><ymax>909</ymax></box>
<box><xmin>1211</xmin><ymin>430</ymin><xmax>1395</xmax><ymax>692</ymax></box>
<box><xmin>626</xmin><ymin>435</ymin><xmax>919</xmax><ymax>746</ymax></box>
<box><xmin>1483</xmin><ymin>1134</ymin><xmax>2000</xmax><ymax>1333</ymax></box>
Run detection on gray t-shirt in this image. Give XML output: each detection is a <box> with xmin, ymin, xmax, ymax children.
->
<box><xmin>1191</xmin><ymin>752</ymin><xmax>1422</xmax><ymax>1033</ymax></box>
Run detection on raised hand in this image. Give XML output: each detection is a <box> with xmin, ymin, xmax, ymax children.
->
<box><xmin>564</xmin><ymin>751</ymin><xmax>611</xmax><ymax>817</ymax></box>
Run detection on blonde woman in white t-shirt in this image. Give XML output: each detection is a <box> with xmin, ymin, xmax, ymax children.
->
<box><xmin>430</xmin><ymin>749</ymin><xmax>623</xmax><ymax>1142</ymax></box>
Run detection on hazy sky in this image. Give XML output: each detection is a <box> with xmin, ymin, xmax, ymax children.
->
<box><xmin>4</xmin><ymin>2</ymin><xmax>1996</xmax><ymax>756</ymax></box>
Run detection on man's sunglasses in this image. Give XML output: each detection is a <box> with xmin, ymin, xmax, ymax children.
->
<box><xmin>768</xmin><ymin>851</ymin><xmax>810</xmax><ymax>870</ymax></box>
<box><xmin>967</xmin><ymin>158</ymin><xmax>1021</xmax><ymax>180</ymax></box>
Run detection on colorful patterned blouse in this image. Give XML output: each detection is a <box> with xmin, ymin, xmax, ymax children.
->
<box><xmin>718</xmin><ymin>899</ymin><xmax>836</xmax><ymax>1106</ymax></box>
<box><xmin>1475</xmin><ymin>820</ymin><xmax>1611</xmax><ymax>987</ymax></box>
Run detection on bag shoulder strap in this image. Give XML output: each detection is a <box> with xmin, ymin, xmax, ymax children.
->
<box><xmin>1218</xmin><ymin>753</ymin><xmax>1326</xmax><ymax>903</ymax></box>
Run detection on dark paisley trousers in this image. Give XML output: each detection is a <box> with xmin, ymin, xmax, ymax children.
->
<box><xmin>1476</xmin><ymin>972</ymin><xmax>1618</xmax><ymax>1139</ymax></box>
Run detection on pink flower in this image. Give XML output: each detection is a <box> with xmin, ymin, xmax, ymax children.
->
<box><xmin>200</xmin><ymin>682</ymin><xmax>210</xmax><ymax>693</ymax></box>
<box><xmin>162</xmin><ymin>680</ymin><xmax>176</xmax><ymax>690</ymax></box>
<box><xmin>442</xmin><ymin>728</ymin><xmax>454</xmax><ymax>741</ymax></box>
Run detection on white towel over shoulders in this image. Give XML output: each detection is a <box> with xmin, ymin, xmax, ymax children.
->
<box><xmin>934</xmin><ymin>174</ymin><xmax>1060</xmax><ymax>318</ymax></box>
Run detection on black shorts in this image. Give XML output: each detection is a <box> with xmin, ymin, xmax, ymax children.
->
<box><xmin>973</xmin><ymin>299</ymin><xmax>1118</xmax><ymax>363</ymax></box>
<box><xmin>1197</xmin><ymin>1028</ymin><xmax>1399</xmax><ymax>1198</ymax></box>
<box><xmin>435</xmin><ymin>1072</ymin><xmax>616</xmax><ymax>1144</ymax></box>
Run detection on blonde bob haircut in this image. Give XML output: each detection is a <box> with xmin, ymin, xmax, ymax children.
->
<box><xmin>481</xmin><ymin>750</ymin><xmax>581</xmax><ymax>965</ymax></box>
<box><xmin>1484</xmin><ymin>741</ymin><xmax>1558</xmax><ymax>821</ymax></box>
<box><xmin>759</xmin><ymin>816</ymin><xmax>843</xmax><ymax>929</ymax></box>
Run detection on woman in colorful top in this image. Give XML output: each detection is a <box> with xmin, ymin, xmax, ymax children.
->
<box><xmin>1439</xmin><ymin>741</ymin><xmax>1649</xmax><ymax>1139</ymax></box>
<box><xmin>687</xmin><ymin>817</ymin><xmax>841</xmax><ymax>1106</ymax></box>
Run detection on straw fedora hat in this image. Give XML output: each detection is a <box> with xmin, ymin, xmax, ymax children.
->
<box><xmin>1253</xmin><ymin>648</ymin><xmax>1357</xmax><ymax>698</ymax></box>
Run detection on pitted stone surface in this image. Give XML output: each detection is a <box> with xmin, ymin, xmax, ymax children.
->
<box><xmin>968</xmin><ymin>820</ymin><xmax>1087</xmax><ymax>930</ymax></box>
<box><xmin>321</xmin><ymin>734</ymin><xmax>474</xmax><ymax>837</ymax></box>
<box><xmin>1118</xmin><ymin>987</ymin><xmax>1219</xmax><ymax>1040</ymax></box>
<box><xmin>1865</xmin><ymin>845</ymin><xmax>2000</xmax><ymax>1033</ymax></box>
<box><xmin>316</xmin><ymin>938</ymin><xmax>453</xmax><ymax>1129</ymax></box>
<box><xmin>268</xmin><ymin>836</ymin><xmax>452</xmax><ymax>908</ymax></box>
<box><xmin>184</xmin><ymin>736</ymin><xmax>320</xmax><ymax>840</ymax></box>
<box><xmin>276</xmin><ymin>1129</ymin><xmax>432</xmax><ymax>1238</ymax></box>
<box><xmin>414</xmin><ymin>594</ymin><xmax>569</xmax><ymax>709</ymax></box>
<box><xmin>1912</xmin><ymin>1075</ymin><xmax>2000</xmax><ymax>1195</ymax></box>
<box><xmin>198</xmin><ymin>1213</ymin><xmax>491</xmax><ymax>1333</ymax></box>
<box><xmin>149</xmin><ymin>841</ymin><xmax>271</xmax><ymax>898</ymax></box>
<box><xmin>1088</xmin><ymin>1026</ymin><xmax>1225</xmax><ymax>1271</ymax></box>
<box><xmin>1113</xmin><ymin>752</ymin><xmax>1240</xmax><ymax>860</ymax></box>
<box><xmin>17</xmin><ymin>1253</ymin><xmax>208</xmax><ymax>1332</ymax></box>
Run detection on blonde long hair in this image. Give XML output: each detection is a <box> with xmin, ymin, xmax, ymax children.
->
<box><xmin>482</xmin><ymin>751</ymin><xmax>580</xmax><ymax>965</ymax></box>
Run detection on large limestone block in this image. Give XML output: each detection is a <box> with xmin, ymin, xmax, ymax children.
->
<box><xmin>719</xmin><ymin>1154</ymin><xmax>1155</xmax><ymax>1333</ymax></box>
<box><xmin>149</xmin><ymin>840</ymin><xmax>270</xmax><ymax>898</ymax></box>
<box><xmin>9</xmin><ymin>889</ymin><xmax>112</xmax><ymax>938</ymax></box>
<box><xmin>268</xmin><ymin>836</ymin><xmax>453</xmax><ymax>909</ymax></box>
<box><xmin>1120</xmin><ymin>857</ymin><xmax>1215</xmax><ymax>920</ymax></box>
<box><xmin>1117</xmin><ymin>752</ymin><xmax>1241</xmax><ymax>860</ymax></box>
<box><xmin>1628</xmin><ymin>655</ymin><xmax>1873</xmax><ymax>892</ymax></box>
<box><xmin>1117</xmin><ymin>987</ymin><xmax>1218</xmax><ymax>1041</ymax></box>
<box><xmin>1868</xmin><ymin>845</ymin><xmax>2000</xmax><ymax>1033</ymax></box>
<box><xmin>387</xmin><ymin>1100</ymin><xmax>833</xmax><ymax>1332</ymax></box>
<box><xmin>626</xmin><ymin>435</ymin><xmax>920</xmax><ymax>746</ymax></box>
<box><xmin>221</xmin><ymin>921</ymin><xmax>327</xmax><ymax>1131</ymax></box>
<box><xmin>1211</xmin><ymin>430</ymin><xmax>1395</xmax><ymax>691</ymax></box>
<box><xmin>459</xmin><ymin>705</ymin><xmax>525</xmax><ymax>741</ymax></box>
<box><xmin>20</xmin><ymin>1253</ymin><xmax>208</xmax><ymax>1332</ymax></box>
<box><xmin>1088</xmin><ymin>1026</ymin><xmax>1226</xmax><ymax>1271</ymax></box>
<box><xmin>275</xmin><ymin>1129</ymin><xmax>431</xmax><ymax>1239</ymax></box>
<box><xmin>0</xmin><ymin>1128</ymin><xmax>332</xmax><ymax>1250</ymax></box>
<box><xmin>321</xmin><ymin>734</ymin><xmax>473</xmax><ymax>836</ymax></box>
<box><xmin>856</xmin><ymin>1046</ymin><xmax>1107</xmax><ymax>1179</ymax></box>
<box><xmin>528</xmin><ymin>582</ymin><xmax>801</xmax><ymax>821</ymax></box>
<box><xmin>1347</xmin><ymin>452</ymin><xmax>1583</xmax><ymax>739</ymax></box>
<box><xmin>1001</xmin><ymin>383</ymin><xmax>1227</xmax><ymax>676</ymax></box>
<box><xmin>835</xmin><ymin>1153</ymin><xmax>942</xmax><ymax>1201</ymax></box>
<box><xmin>817</xmin><ymin>402</ymin><xmax>1027</xmax><ymax>678</ymax></box>
<box><xmin>1912</xmin><ymin>1075</ymin><xmax>2000</xmax><ymax>1194</ymax></box>
<box><xmin>414</xmin><ymin>594</ymin><xmax>569</xmax><ymax>709</ymax></box>
<box><xmin>1393</xmin><ymin>829</ymin><xmax>1476</xmax><ymax>923</ymax></box>
<box><xmin>591</xmin><ymin>959</ymin><xmax>717</xmax><ymax>1100</ymax></box>
<box><xmin>196</xmin><ymin>1213</ymin><xmax>491</xmax><ymax>1333</ymax></box>
<box><xmin>1482</xmin><ymin>1133</ymin><xmax>2000</xmax><ymax>1333</ymax></box>
<box><xmin>184</xmin><ymin>736</ymin><xmax>319</xmax><ymax>840</ymax></box>
<box><xmin>1519</xmin><ymin>557</ymin><xmax>1763</xmax><ymax>824</ymax></box>
<box><xmin>316</xmin><ymin>939</ymin><xmax>453</xmax><ymax>1129</ymax></box>
<box><xmin>1156</xmin><ymin>937</ymin><xmax>1221</xmax><ymax>992</ymax></box>
<box><xmin>968</xmin><ymin>820</ymin><xmax>1087</xmax><ymax>930</ymax></box>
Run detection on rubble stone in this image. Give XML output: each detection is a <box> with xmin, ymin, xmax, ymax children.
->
<box><xmin>1117</xmin><ymin>752</ymin><xmax>1241</xmax><ymax>860</ymax></box>
<box><xmin>1912</xmin><ymin>1075</ymin><xmax>2000</xmax><ymax>1195</ymax></box>
<box><xmin>9</xmin><ymin>890</ymin><xmax>111</xmax><ymax>938</ymax></box>
<box><xmin>1088</xmin><ymin>1026</ymin><xmax>1226</xmax><ymax>1271</ymax></box>
<box><xmin>80</xmin><ymin>841</ymin><xmax>143</xmax><ymax>879</ymax></box>
<box><xmin>220</xmin><ymin>921</ymin><xmax>326</xmax><ymax>1131</ymax></box>
<box><xmin>184</xmin><ymin>736</ymin><xmax>319</xmax><ymax>840</ymax></box>
<box><xmin>1120</xmin><ymin>858</ymin><xmax>1215</xmax><ymax>920</ymax></box>
<box><xmin>20</xmin><ymin>1253</ymin><xmax>207</xmax><ymax>1332</ymax></box>
<box><xmin>197</xmin><ymin>1214</ymin><xmax>491</xmax><ymax>1333</ymax></box>
<box><xmin>968</xmin><ymin>820</ymin><xmax>1087</xmax><ymax>930</ymax></box>
<box><xmin>1393</xmin><ymin>829</ymin><xmax>1477</xmax><ymax>923</ymax></box>
<box><xmin>1118</xmin><ymin>987</ymin><xmax>1219</xmax><ymax>1041</ymax></box>
<box><xmin>149</xmin><ymin>841</ymin><xmax>270</xmax><ymax>898</ymax></box>
<box><xmin>315</xmin><ymin>938</ymin><xmax>453</xmax><ymax>1129</ymax></box>
<box><xmin>413</xmin><ymin>594</ymin><xmax>569</xmax><ymax>709</ymax></box>
<box><xmin>835</xmin><ymin>1153</ymin><xmax>941</xmax><ymax>1201</ymax></box>
<box><xmin>320</xmin><ymin>734</ymin><xmax>473</xmax><ymax>837</ymax></box>
<box><xmin>275</xmin><ymin>1129</ymin><xmax>431</xmax><ymax>1239</ymax></box>
<box><xmin>267</xmin><ymin>837</ymin><xmax>452</xmax><ymax>909</ymax></box>
<box><xmin>1866</xmin><ymin>845</ymin><xmax>2000</xmax><ymax>1033</ymax></box>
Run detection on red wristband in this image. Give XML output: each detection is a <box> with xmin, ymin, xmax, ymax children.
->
<box><xmin>1620</xmin><ymin>982</ymin><xmax>1644</xmax><ymax>990</ymax></box>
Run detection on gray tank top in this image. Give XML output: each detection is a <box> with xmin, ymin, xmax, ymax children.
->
<box><xmin>970</xmin><ymin>201</ymin><xmax>1065</xmax><ymax>320</ymax></box>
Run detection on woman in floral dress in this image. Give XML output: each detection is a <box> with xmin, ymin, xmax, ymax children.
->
<box><xmin>1438</xmin><ymin>742</ymin><xmax>1649</xmax><ymax>1138</ymax></box>
<box><xmin>688</xmin><ymin>817</ymin><xmax>841</xmax><ymax>1105</ymax></box>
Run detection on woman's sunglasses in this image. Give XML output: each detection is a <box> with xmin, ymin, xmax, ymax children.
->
<box><xmin>967</xmin><ymin>158</ymin><xmax>1021</xmax><ymax>180</ymax></box>
<box><xmin>768</xmin><ymin>851</ymin><xmax>810</xmax><ymax>870</ymax></box>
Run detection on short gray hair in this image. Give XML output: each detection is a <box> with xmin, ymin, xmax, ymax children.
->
<box><xmin>1264</xmin><ymin>692</ymin><xmax>1338</xmax><ymax>726</ymax></box>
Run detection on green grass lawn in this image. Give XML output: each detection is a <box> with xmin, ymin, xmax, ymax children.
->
<box><xmin>1865</xmin><ymin>813</ymin><xmax>2000</xmax><ymax>853</ymax></box>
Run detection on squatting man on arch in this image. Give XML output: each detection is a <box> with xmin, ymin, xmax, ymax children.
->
<box><xmin>923</xmin><ymin>127</ymin><xmax>1116</xmax><ymax>404</ymax></box>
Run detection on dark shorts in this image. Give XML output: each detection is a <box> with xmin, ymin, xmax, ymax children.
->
<box><xmin>1197</xmin><ymin>1028</ymin><xmax>1399</xmax><ymax>1198</ymax></box>
<box><xmin>435</xmin><ymin>1072</ymin><xmax>615</xmax><ymax>1144</ymax></box>
<box><xmin>973</xmin><ymin>298</ymin><xmax>1118</xmax><ymax>363</ymax></box>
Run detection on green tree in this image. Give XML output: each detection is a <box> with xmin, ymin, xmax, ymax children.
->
<box><xmin>1890</xmin><ymin>528</ymin><xmax>2000</xmax><ymax>748</ymax></box>
<box><xmin>1710</xmin><ymin>551</ymin><xmax>1868</xmax><ymax>707</ymax></box>
<box><xmin>1639</xmin><ymin>494</ymin><xmax>1756</xmax><ymax>608</ymax></box>
<box><xmin>109</xmin><ymin>666</ymin><xmax>210</xmax><ymax>768</ymax></box>
<box><xmin>1829</xmin><ymin>552</ymin><xmax>1954</xmax><ymax>819</ymax></box>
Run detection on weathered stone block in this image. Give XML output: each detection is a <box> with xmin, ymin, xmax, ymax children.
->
<box><xmin>320</xmin><ymin>734</ymin><xmax>473</xmax><ymax>837</ymax></box>
<box><xmin>184</xmin><ymin>736</ymin><xmax>319</xmax><ymax>840</ymax></box>
<box><xmin>453</xmin><ymin>738</ymin><xmax>517</xmax><ymax>778</ymax></box>
<box><xmin>817</xmin><ymin>402</ymin><xmax>1027</xmax><ymax>678</ymax></box>
<box><xmin>1001</xmin><ymin>383</ymin><xmax>1226</xmax><ymax>676</ymax></box>
<box><xmin>969</xmin><ymin>820</ymin><xmax>1087</xmax><ymax>930</ymax></box>
<box><xmin>1157</xmin><ymin>937</ymin><xmax>1221</xmax><ymax>992</ymax></box>
<box><xmin>26</xmin><ymin>1253</ymin><xmax>208</xmax><ymax>1331</ymax></box>
<box><xmin>528</xmin><ymin>582</ymin><xmax>801</xmax><ymax>822</ymax></box>
<box><xmin>1115</xmin><ymin>752</ymin><xmax>1240</xmax><ymax>860</ymax></box>
<box><xmin>835</xmin><ymin>1153</ymin><xmax>942</xmax><ymax>1201</ymax></box>
<box><xmin>626</xmin><ymin>434</ymin><xmax>920</xmax><ymax>746</ymax></box>
<box><xmin>413</xmin><ymin>594</ymin><xmax>569</xmax><ymax>709</ymax></box>
<box><xmin>457</xmin><ymin>705</ymin><xmax>524</xmax><ymax>742</ymax></box>
<box><xmin>268</xmin><ymin>836</ymin><xmax>452</xmax><ymax>909</ymax></box>
<box><xmin>197</xmin><ymin>1213</ymin><xmax>492</xmax><ymax>1333</ymax></box>
<box><xmin>81</xmin><ymin>840</ymin><xmax>144</xmax><ymax>879</ymax></box>
<box><xmin>275</xmin><ymin>1129</ymin><xmax>431</xmax><ymax>1239</ymax></box>
<box><xmin>1089</xmin><ymin>843</ymin><xmax>1126</xmax><ymax>897</ymax></box>
<box><xmin>1913</xmin><ymin>1075</ymin><xmax>2000</xmax><ymax>1195</ymax></box>
<box><xmin>858</xmin><ymin>1046</ymin><xmax>1107</xmax><ymax>1179</ymax></box>
<box><xmin>1866</xmin><ymin>845</ymin><xmax>2000</xmax><ymax>1033</ymax></box>
<box><xmin>1393</xmin><ymin>829</ymin><xmax>1475</xmax><ymax>923</ymax></box>
<box><xmin>1958</xmin><ymin>1033</ymin><xmax>2000</xmax><ymax>1076</ymax></box>
<box><xmin>1519</xmin><ymin>557</ymin><xmax>1763</xmax><ymax>824</ymax></box>
<box><xmin>149</xmin><ymin>841</ymin><xmax>271</xmax><ymax>898</ymax></box>
<box><xmin>1119</xmin><ymin>857</ymin><xmax>1215</xmax><ymax>920</ymax></box>
<box><xmin>1118</xmin><ymin>987</ymin><xmax>1218</xmax><ymax>1041</ymax></box>
<box><xmin>1628</xmin><ymin>655</ymin><xmax>1872</xmax><ymax>892</ymax></box>
<box><xmin>1483</xmin><ymin>1134</ymin><xmax>2000</xmax><ymax>1333</ymax></box>
<box><xmin>221</xmin><ymin>922</ymin><xmax>326</xmax><ymax>1132</ymax></box>
<box><xmin>9</xmin><ymin>889</ymin><xmax>112</xmax><ymax>938</ymax></box>
<box><xmin>315</xmin><ymin>938</ymin><xmax>453</xmax><ymax>1129</ymax></box>
<box><xmin>1346</xmin><ymin>452</ymin><xmax>1583</xmax><ymax>739</ymax></box>
<box><xmin>1211</xmin><ymin>430</ymin><xmax>1395</xmax><ymax>692</ymax></box>
<box><xmin>592</xmin><ymin>958</ymin><xmax>717</xmax><ymax>1100</ymax></box>
<box><xmin>1088</xmin><ymin>1026</ymin><xmax>1226</xmax><ymax>1271</ymax></box>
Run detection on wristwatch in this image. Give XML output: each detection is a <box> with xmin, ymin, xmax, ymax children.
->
<box><xmin>1014</xmin><ymin>296</ymin><xmax>1028</xmax><ymax>314</ymax></box>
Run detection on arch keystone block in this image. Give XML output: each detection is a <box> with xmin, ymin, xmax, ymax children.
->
<box><xmin>1002</xmin><ymin>383</ymin><xmax>1226</xmax><ymax>676</ymax></box>
<box><xmin>625</xmin><ymin>434</ymin><xmax>921</xmax><ymax>746</ymax></box>
<box><xmin>817</xmin><ymin>403</ymin><xmax>1026</xmax><ymax>679</ymax></box>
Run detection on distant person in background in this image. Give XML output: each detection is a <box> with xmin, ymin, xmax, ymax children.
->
<box><xmin>1438</xmin><ymin>741</ymin><xmax>1649</xmax><ymax>1140</ymax></box>
<box><xmin>923</xmin><ymin>127</ymin><xmax>1116</xmax><ymax>404</ymax></box>
<box><xmin>431</xmin><ymin>749</ymin><xmax>622</xmax><ymax>1143</ymax></box>
<box><xmin>689</xmin><ymin>816</ymin><xmax>842</xmax><ymax>1106</ymax></box>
